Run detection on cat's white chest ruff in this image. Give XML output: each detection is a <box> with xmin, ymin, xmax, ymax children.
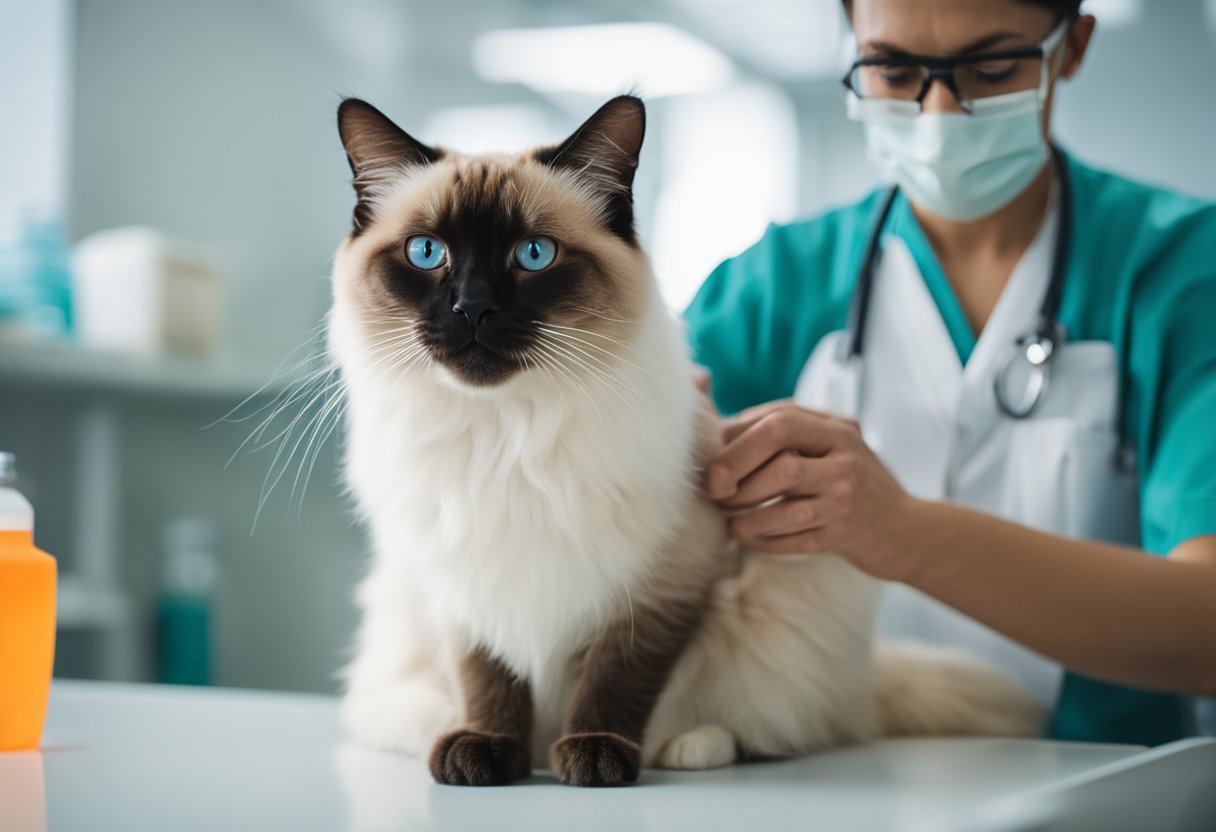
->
<box><xmin>349</xmin><ymin>380</ymin><xmax>684</xmax><ymax>684</ymax></box>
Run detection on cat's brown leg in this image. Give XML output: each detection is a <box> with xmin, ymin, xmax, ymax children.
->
<box><xmin>428</xmin><ymin>646</ymin><xmax>533</xmax><ymax>786</ymax></box>
<box><xmin>550</xmin><ymin>595</ymin><xmax>705</xmax><ymax>787</ymax></box>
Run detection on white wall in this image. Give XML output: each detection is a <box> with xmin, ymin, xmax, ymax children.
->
<box><xmin>1054</xmin><ymin>2</ymin><xmax>1216</xmax><ymax>199</ymax></box>
<box><xmin>70</xmin><ymin>0</ymin><xmax>360</xmax><ymax>371</ymax></box>
<box><xmin>49</xmin><ymin>0</ymin><xmax>397</xmax><ymax>693</ymax></box>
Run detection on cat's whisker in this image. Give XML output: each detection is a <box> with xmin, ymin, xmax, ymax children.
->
<box><xmin>207</xmin><ymin>323</ymin><xmax>331</xmax><ymax>428</ymax></box>
<box><xmin>534</xmin><ymin>320</ymin><xmax>654</xmax><ymax>361</ymax></box>
<box><xmin>535</xmin><ymin>333</ymin><xmax>675</xmax><ymax>437</ymax></box>
<box><xmin>359</xmin><ymin>322</ymin><xmax>423</xmax><ymax>337</ymax></box>
<box><xmin>361</xmin><ymin>332</ymin><xmax>425</xmax><ymax>362</ymax></box>
<box><xmin>527</xmin><ymin>347</ymin><xmax>573</xmax><ymax>411</ymax></box>
<box><xmin>531</xmin><ymin>339</ymin><xmax>600</xmax><ymax>404</ymax></box>
<box><xmin>290</xmin><ymin>333</ymin><xmax>423</xmax><ymax>516</ymax></box>
<box><xmin>537</xmin><ymin>346</ymin><xmax>646</xmax><ymax>428</ymax></box>
<box><xmin>529</xmin><ymin>342</ymin><xmax>647</xmax><ymax>473</ymax></box>
<box><xmin>246</xmin><ymin>326</ymin><xmax>429</xmax><ymax>528</ymax></box>
<box><xmin>340</xmin><ymin>335</ymin><xmax>427</xmax><ymax>394</ymax></box>
<box><xmin>535</xmin><ymin>327</ymin><xmax>688</xmax><ymax>439</ymax></box>
<box><xmin>250</xmin><ymin>376</ymin><xmax>349</xmax><ymax>532</ymax></box>
<box><xmin>239</xmin><ymin>326</ymin><xmax>417</xmax><ymax>466</ymax></box>
<box><xmin>272</xmin><ymin>333</ymin><xmax>425</xmax><ymax>524</ymax></box>
<box><xmin>536</xmin><ymin>323</ymin><xmax>678</xmax><ymax>387</ymax></box>
<box><xmin>226</xmin><ymin>370</ymin><xmax>340</xmax><ymax>469</ymax></box>
<box><xmin>215</xmin><ymin>356</ymin><xmax>333</xmax><ymax>428</ymax></box>
<box><xmin>223</xmin><ymin>379</ymin><xmax>328</xmax><ymax>463</ymax></box>
<box><xmin>535</xmin><ymin>336</ymin><xmax>630</xmax><ymax>400</ymax></box>
<box><xmin>535</xmin><ymin>325</ymin><xmax>661</xmax><ymax>379</ymax></box>
<box><xmin>520</xmin><ymin>343</ymin><xmax>632</xmax><ymax>484</ymax></box>
<box><xmin>293</xmin><ymin>398</ymin><xmax>348</xmax><ymax>520</ymax></box>
<box><xmin>288</xmin><ymin>377</ymin><xmax>355</xmax><ymax>514</ymax></box>
<box><xmin>530</xmin><ymin>337</ymin><xmax>658</xmax><ymax>475</ymax></box>
<box><xmin>358</xmin><ymin>314</ymin><xmax>419</xmax><ymax>323</ymax></box>
<box><xmin>564</xmin><ymin>306</ymin><xmax>640</xmax><ymax>326</ymax></box>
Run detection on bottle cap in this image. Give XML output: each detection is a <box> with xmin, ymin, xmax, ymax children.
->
<box><xmin>0</xmin><ymin>452</ymin><xmax>33</xmax><ymax>531</ymax></box>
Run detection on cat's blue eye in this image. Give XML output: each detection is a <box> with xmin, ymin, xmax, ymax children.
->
<box><xmin>513</xmin><ymin>237</ymin><xmax>557</xmax><ymax>271</ymax></box>
<box><xmin>406</xmin><ymin>235</ymin><xmax>447</xmax><ymax>270</ymax></box>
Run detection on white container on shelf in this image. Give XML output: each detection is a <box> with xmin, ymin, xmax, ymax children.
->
<box><xmin>71</xmin><ymin>227</ymin><xmax>222</xmax><ymax>357</ymax></box>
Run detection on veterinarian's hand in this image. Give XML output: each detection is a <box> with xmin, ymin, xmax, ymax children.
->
<box><xmin>702</xmin><ymin>400</ymin><xmax>915</xmax><ymax>581</ymax></box>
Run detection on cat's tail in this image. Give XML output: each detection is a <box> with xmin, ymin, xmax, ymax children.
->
<box><xmin>872</xmin><ymin>641</ymin><xmax>1046</xmax><ymax>738</ymax></box>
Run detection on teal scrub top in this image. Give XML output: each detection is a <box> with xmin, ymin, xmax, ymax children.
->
<box><xmin>682</xmin><ymin>150</ymin><xmax>1216</xmax><ymax>747</ymax></box>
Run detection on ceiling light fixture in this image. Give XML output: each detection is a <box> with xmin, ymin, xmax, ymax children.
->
<box><xmin>472</xmin><ymin>22</ymin><xmax>735</xmax><ymax>98</ymax></box>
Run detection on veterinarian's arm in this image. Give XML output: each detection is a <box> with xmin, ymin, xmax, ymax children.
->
<box><xmin>703</xmin><ymin>401</ymin><xmax>1216</xmax><ymax>698</ymax></box>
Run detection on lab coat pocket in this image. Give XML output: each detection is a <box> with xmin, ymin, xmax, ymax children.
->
<box><xmin>1030</xmin><ymin>341</ymin><xmax>1120</xmax><ymax>425</ymax></box>
<box><xmin>1002</xmin><ymin>419</ymin><xmax>1139</xmax><ymax>545</ymax></box>
<box><xmin>1002</xmin><ymin>419</ymin><xmax>1075</xmax><ymax>535</ymax></box>
<box><xmin>1061</xmin><ymin>424</ymin><xmax>1140</xmax><ymax>544</ymax></box>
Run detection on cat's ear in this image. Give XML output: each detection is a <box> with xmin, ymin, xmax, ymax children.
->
<box><xmin>534</xmin><ymin>95</ymin><xmax>645</xmax><ymax>244</ymax></box>
<box><xmin>337</xmin><ymin>98</ymin><xmax>442</xmax><ymax>233</ymax></box>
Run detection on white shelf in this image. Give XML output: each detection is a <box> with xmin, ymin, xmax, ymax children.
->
<box><xmin>56</xmin><ymin>572</ymin><xmax>140</xmax><ymax>679</ymax></box>
<box><xmin>57</xmin><ymin>573</ymin><xmax>129</xmax><ymax>630</ymax></box>
<box><xmin>0</xmin><ymin>338</ymin><xmax>283</xmax><ymax>400</ymax></box>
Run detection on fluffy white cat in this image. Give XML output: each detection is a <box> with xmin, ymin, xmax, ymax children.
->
<box><xmin>330</xmin><ymin>95</ymin><xmax>1041</xmax><ymax>787</ymax></box>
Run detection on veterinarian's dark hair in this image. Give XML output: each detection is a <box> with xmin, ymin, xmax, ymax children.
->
<box><xmin>840</xmin><ymin>0</ymin><xmax>1083</xmax><ymax>20</ymax></box>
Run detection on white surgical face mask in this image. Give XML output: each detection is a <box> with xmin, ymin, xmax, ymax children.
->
<box><xmin>850</xmin><ymin>91</ymin><xmax>1048</xmax><ymax>221</ymax></box>
<box><xmin>846</xmin><ymin>25</ymin><xmax>1066</xmax><ymax>222</ymax></box>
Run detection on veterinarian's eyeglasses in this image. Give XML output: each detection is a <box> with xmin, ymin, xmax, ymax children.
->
<box><xmin>842</xmin><ymin>19</ymin><xmax>1069</xmax><ymax>113</ymax></box>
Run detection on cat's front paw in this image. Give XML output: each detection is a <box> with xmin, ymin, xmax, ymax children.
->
<box><xmin>428</xmin><ymin>729</ymin><xmax>531</xmax><ymax>786</ymax></box>
<box><xmin>549</xmin><ymin>732</ymin><xmax>641</xmax><ymax>787</ymax></box>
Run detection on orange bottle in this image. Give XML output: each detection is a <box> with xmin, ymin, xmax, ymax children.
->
<box><xmin>0</xmin><ymin>452</ymin><xmax>57</xmax><ymax>752</ymax></box>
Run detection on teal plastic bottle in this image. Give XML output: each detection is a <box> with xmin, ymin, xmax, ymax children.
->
<box><xmin>157</xmin><ymin>518</ymin><xmax>216</xmax><ymax>686</ymax></box>
<box><xmin>0</xmin><ymin>203</ymin><xmax>73</xmax><ymax>338</ymax></box>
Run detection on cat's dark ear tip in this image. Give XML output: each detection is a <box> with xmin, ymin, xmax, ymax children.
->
<box><xmin>604</xmin><ymin>94</ymin><xmax>645</xmax><ymax>117</ymax></box>
<box><xmin>337</xmin><ymin>98</ymin><xmax>376</xmax><ymax>128</ymax></box>
<box><xmin>602</xmin><ymin>95</ymin><xmax>645</xmax><ymax>142</ymax></box>
<box><xmin>338</xmin><ymin>97</ymin><xmax>375</xmax><ymax>112</ymax></box>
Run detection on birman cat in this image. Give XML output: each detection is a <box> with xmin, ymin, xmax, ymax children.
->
<box><xmin>331</xmin><ymin>95</ymin><xmax>1041</xmax><ymax>787</ymax></box>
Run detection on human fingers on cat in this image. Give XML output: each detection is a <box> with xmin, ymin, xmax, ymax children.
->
<box><xmin>727</xmin><ymin>497</ymin><xmax>825</xmax><ymax>546</ymax></box>
<box><xmin>721</xmin><ymin>400</ymin><xmax>852</xmax><ymax>444</ymax></box>
<box><xmin>719</xmin><ymin>452</ymin><xmax>835</xmax><ymax>509</ymax></box>
<box><xmin>718</xmin><ymin>415</ymin><xmax>912</xmax><ymax>568</ymax></box>
<box><xmin>720</xmin><ymin>399</ymin><xmax>794</xmax><ymax>444</ymax></box>
<box><xmin>705</xmin><ymin>405</ymin><xmax>853</xmax><ymax>500</ymax></box>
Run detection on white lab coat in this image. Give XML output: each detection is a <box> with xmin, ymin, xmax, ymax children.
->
<box><xmin>793</xmin><ymin>201</ymin><xmax>1140</xmax><ymax>706</ymax></box>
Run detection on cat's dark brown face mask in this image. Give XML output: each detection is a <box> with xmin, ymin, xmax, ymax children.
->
<box><xmin>331</xmin><ymin>96</ymin><xmax>651</xmax><ymax>389</ymax></box>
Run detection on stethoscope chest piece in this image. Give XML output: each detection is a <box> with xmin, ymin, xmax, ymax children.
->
<box><xmin>993</xmin><ymin>328</ymin><xmax>1060</xmax><ymax>419</ymax></box>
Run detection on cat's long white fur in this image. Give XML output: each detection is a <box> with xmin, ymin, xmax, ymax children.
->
<box><xmin>333</xmin><ymin>255</ymin><xmax>1042</xmax><ymax>769</ymax></box>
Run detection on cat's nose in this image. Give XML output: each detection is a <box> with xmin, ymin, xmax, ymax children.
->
<box><xmin>452</xmin><ymin>290</ymin><xmax>499</xmax><ymax>327</ymax></box>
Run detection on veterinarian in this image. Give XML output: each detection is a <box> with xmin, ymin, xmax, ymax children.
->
<box><xmin>684</xmin><ymin>0</ymin><xmax>1216</xmax><ymax>745</ymax></box>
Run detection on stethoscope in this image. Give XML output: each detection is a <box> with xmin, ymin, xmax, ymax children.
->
<box><xmin>846</xmin><ymin>145</ymin><xmax>1072</xmax><ymax>420</ymax></box>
